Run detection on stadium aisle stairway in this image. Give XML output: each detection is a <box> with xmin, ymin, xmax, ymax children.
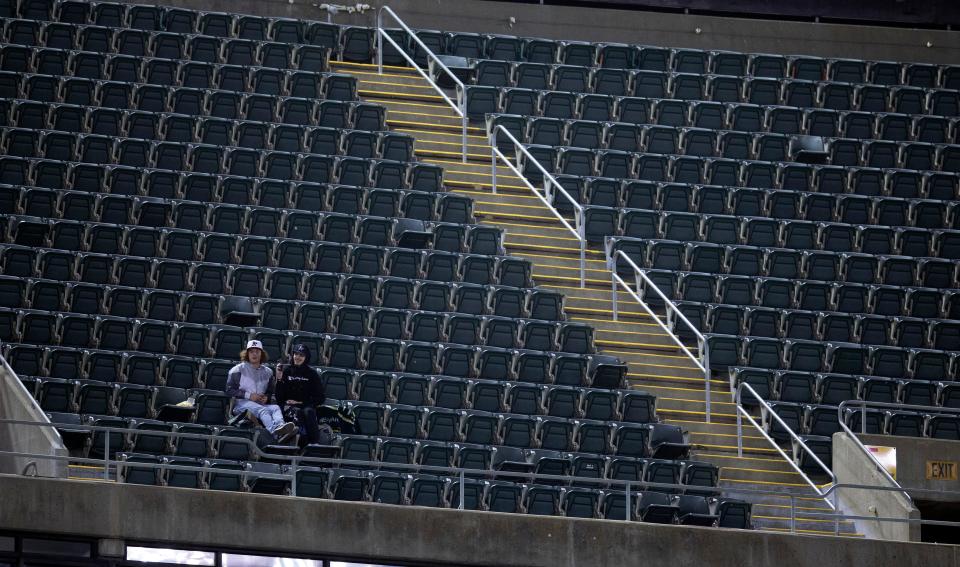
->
<box><xmin>332</xmin><ymin>59</ymin><xmax>860</xmax><ymax>536</ymax></box>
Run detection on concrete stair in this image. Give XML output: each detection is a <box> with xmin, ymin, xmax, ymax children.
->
<box><xmin>332</xmin><ymin>60</ymin><xmax>860</xmax><ymax>537</ymax></box>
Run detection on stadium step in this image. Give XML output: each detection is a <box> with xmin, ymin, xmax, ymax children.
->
<box><xmin>338</xmin><ymin>63</ymin><xmax>853</xmax><ymax>536</ymax></box>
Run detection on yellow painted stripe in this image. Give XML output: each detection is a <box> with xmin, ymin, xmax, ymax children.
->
<box><xmin>753</xmin><ymin>503</ymin><xmax>835</xmax><ymax>512</ymax></box>
<box><xmin>446</xmin><ymin>179</ymin><xmax>528</xmax><ymax>191</ymax></box>
<box><xmin>416</xmin><ymin>149</ymin><xmax>492</xmax><ymax>159</ymax></box>
<box><xmin>569</xmin><ymin>308</ymin><xmax>653</xmax><ymax>318</ymax></box>
<box><xmin>722</xmin><ymin>466</ymin><xmax>804</xmax><ymax>476</ymax></box>
<box><xmin>411</xmin><ymin>138</ymin><xmax>494</xmax><ymax>150</ymax></box>
<box><xmin>597</xmin><ymin>339</ymin><xmax>685</xmax><ymax>349</ymax></box>
<box><xmin>693</xmin><ymin>443</ymin><xmax>778</xmax><ymax>453</ymax></box>
<box><xmin>694</xmin><ymin>453</ymin><xmax>795</xmax><ymax>464</ymax></box>
<box><xmin>754</xmin><ymin>515</ymin><xmax>853</xmax><ymax>525</ymax></box>
<box><xmin>358</xmin><ymin>89</ymin><xmax>444</xmax><ymax>101</ymax></box>
<box><xmin>574</xmin><ymin>317</ymin><xmax>658</xmax><ymax>327</ymax></box>
<box><xmin>364</xmin><ymin>98</ymin><xmax>452</xmax><ymax>109</ymax></box>
<box><xmin>720</xmin><ymin>478</ymin><xmax>818</xmax><ymax>488</ymax></box>
<box><xmin>659</xmin><ymin>396</ymin><xmax>734</xmax><ymax>406</ymax></box>
<box><xmin>396</xmin><ymin>128</ymin><xmax>490</xmax><ymax>140</ymax></box>
<box><xmin>331</xmin><ymin>60</ymin><xmax>413</xmax><ymax>71</ymax></box>
<box><xmin>660</xmin><ymin>408</ymin><xmax>737</xmax><ymax>419</ymax></box>
<box><xmin>386</xmin><ymin>119</ymin><xmax>484</xmax><ymax>132</ymax></box>
<box><xmin>762</xmin><ymin>527</ymin><xmax>863</xmax><ymax>537</ymax></box>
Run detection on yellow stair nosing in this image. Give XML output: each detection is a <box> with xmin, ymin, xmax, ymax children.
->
<box><xmin>358</xmin><ymin>89</ymin><xmax>445</xmax><ymax>101</ymax></box>
<box><xmin>331</xmin><ymin>61</ymin><xmax>414</xmax><ymax>71</ymax></box>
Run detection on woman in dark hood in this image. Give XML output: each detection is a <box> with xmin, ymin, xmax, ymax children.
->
<box><xmin>275</xmin><ymin>343</ymin><xmax>326</xmax><ymax>445</ymax></box>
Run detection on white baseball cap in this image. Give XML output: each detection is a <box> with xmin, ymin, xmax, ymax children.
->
<box><xmin>245</xmin><ymin>340</ymin><xmax>264</xmax><ymax>350</ymax></box>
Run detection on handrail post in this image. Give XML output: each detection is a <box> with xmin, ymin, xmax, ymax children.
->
<box><xmin>790</xmin><ymin>495</ymin><xmax>796</xmax><ymax>533</ymax></box>
<box><xmin>460</xmin><ymin>88</ymin><xmax>468</xmax><ymax>163</ymax></box>
<box><xmin>611</xmin><ymin>267</ymin><xmax>618</xmax><ymax>322</ymax></box>
<box><xmin>736</xmin><ymin>385</ymin><xmax>743</xmax><ymax>458</ymax></box>
<box><xmin>375</xmin><ymin>9</ymin><xmax>383</xmax><ymax>75</ymax></box>
<box><xmin>861</xmin><ymin>401</ymin><xmax>866</xmax><ymax>435</ymax></box>
<box><xmin>459</xmin><ymin>469</ymin><xmax>465</xmax><ymax>510</ymax></box>
<box><xmin>104</xmin><ymin>429</ymin><xmax>110</xmax><ymax>481</ymax></box>
<box><xmin>703</xmin><ymin>341</ymin><xmax>711</xmax><ymax>423</ymax></box>
<box><xmin>578</xmin><ymin>212</ymin><xmax>586</xmax><ymax>289</ymax></box>
<box><xmin>290</xmin><ymin>458</ymin><xmax>298</xmax><ymax>497</ymax></box>
<box><xmin>490</xmin><ymin>129</ymin><xmax>498</xmax><ymax>194</ymax></box>
<box><xmin>624</xmin><ymin>482</ymin><xmax>630</xmax><ymax>521</ymax></box>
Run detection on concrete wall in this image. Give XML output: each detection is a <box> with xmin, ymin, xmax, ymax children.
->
<box><xmin>856</xmin><ymin>433</ymin><xmax>960</xmax><ymax>503</ymax></box>
<box><xmin>116</xmin><ymin>0</ymin><xmax>960</xmax><ymax>63</ymax></box>
<box><xmin>1</xmin><ymin>473</ymin><xmax>959</xmax><ymax>566</ymax></box>
<box><xmin>832</xmin><ymin>432</ymin><xmax>920</xmax><ymax>542</ymax></box>
<box><xmin>0</xmin><ymin>359</ymin><xmax>67</xmax><ymax>479</ymax></box>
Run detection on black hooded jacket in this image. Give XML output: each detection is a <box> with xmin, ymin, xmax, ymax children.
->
<box><xmin>276</xmin><ymin>354</ymin><xmax>325</xmax><ymax>407</ymax></box>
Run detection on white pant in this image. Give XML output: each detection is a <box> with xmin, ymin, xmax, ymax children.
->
<box><xmin>234</xmin><ymin>400</ymin><xmax>285</xmax><ymax>432</ymax></box>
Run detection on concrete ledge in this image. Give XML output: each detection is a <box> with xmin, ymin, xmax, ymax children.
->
<box><xmin>0</xmin><ymin>474</ymin><xmax>958</xmax><ymax>566</ymax></box>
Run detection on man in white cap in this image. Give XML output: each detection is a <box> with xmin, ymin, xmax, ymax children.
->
<box><xmin>225</xmin><ymin>340</ymin><xmax>296</xmax><ymax>442</ymax></box>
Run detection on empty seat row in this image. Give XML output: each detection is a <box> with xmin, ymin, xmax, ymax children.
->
<box><xmin>332</xmin><ymin>438</ymin><xmax>699</xmax><ymax>488</ymax></box>
<box><xmin>11</xmin><ymin>1</ymin><xmax>375</xmax><ymax>61</ymax></box>
<box><xmin>765</xmin><ymin>401</ymin><xmax>960</xmax><ymax>442</ymax></box>
<box><xmin>0</xmin><ymin>154</ymin><xmax>443</xmax><ymax>194</ymax></box>
<box><xmin>5</xmin><ymin>213</ymin><xmax>497</xmax><ymax>265</ymax></box>
<box><xmin>0</xmin><ymin>46</ymin><xmax>351</xmax><ymax>99</ymax></box>
<box><xmin>8</xmin><ymin>100</ymin><xmax>389</xmax><ymax>147</ymax></box>
<box><xmin>730</xmin><ymin>366</ymin><xmax>960</xmax><ymax>408</ymax></box>
<box><xmin>590</xmin><ymin>209</ymin><xmax>960</xmax><ymax>256</ymax></box>
<box><xmin>11</xmin><ymin>345</ymin><xmax>243</xmax><ymax>389</ymax></box>
<box><xmin>705</xmin><ymin>334</ymin><xmax>956</xmax><ymax>380</ymax></box>
<box><xmin>472</xmin><ymin>63</ymin><xmax>960</xmax><ymax>119</ymax></box>
<box><xmin>319</xmin><ymin>374</ymin><xmax>647</xmax><ymax>418</ymax></box>
<box><xmin>673</xmin><ymin>300</ymin><xmax>958</xmax><ymax>350</ymax></box>
<box><xmin>119</xmin><ymin>452</ymin><xmax>745</xmax><ymax>525</ymax></box>
<box><xmin>629</xmin><ymin>263</ymin><xmax>956</xmax><ymax>316</ymax></box>
<box><xmin>2</xmin><ymin>312</ymin><xmax>594</xmax><ymax>378</ymax></box>
<box><xmin>631</xmin><ymin>268</ymin><xmax>959</xmax><ymax>321</ymax></box>
<box><xmin>1</xmin><ymin>24</ymin><xmax>332</xmax><ymax>77</ymax></box>
<box><xmin>339</xmin><ymin>402</ymin><xmax>683</xmax><ymax>456</ymax></box>
<box><xmin>5</xmin><ymin>1</ymin><xmax>342</xmax><ymax>42</ymax></box>
<box><xmin>491</xmin><ymin>114</ymin><xmax>960</xmax><ymax>170</ymax></box>
<box><xmin>0</xmin><ymin>182</ymin><xmax>470</xmax><ymax>226</ymax></box>
<box><xmin>613</xmin><ymin>237</ymin><xmax>960</xmax><ymax>281</ymax></box>
<box><xmin>519</xmin><ymin>144</ymin><xmax>960</xmax><ymax>194</ymax></box>
<box><xmin>391</xmin><ymin>26</ymin><xmax>956</xmax><ymax>91</ymax></box>
<box><xmin>2</xmin><ymin>125</ymin><xmax>413</xmax><ymax>166</ymax></box>
<box><xmin>0</xmin><ymin>281</ymin><xmax>565</xmax><ymax>341</ymax></box>
<box><xmin>472</xmin><ymin>87</ymin><xmax>960</xmax><ymax>143</ymax></box>
<box><xmin>22</xmin><ymin>377</ymin><xmax>231</xmax><ymax>424</ymax></box>
<box><xmin>4</xmin><ymin>94</ymin><xmax>371</xmax><ymax>136</ymax></box>
<box><xmin>0</xmin><ymin>71</ymin><xmax>357</xmax><ymax>120</ymax></box>
<box><xmin>554</xmin><ymin>175</ymin><xmax>958</xmax><ymax>220</ymax></box>
<box><xmin>0</xmin><ymin>17</ymin><xmax>335</xmax><ymax>70</ymax></box>
<box><xmin>0</xmin><ymin>245</ymin><xmax>537</xmax><ymax>307</ymax></box>
<box><xmin>2</xmin><ymin>303</ymin><xmax>588</xmax><ymax>354</ymax></box>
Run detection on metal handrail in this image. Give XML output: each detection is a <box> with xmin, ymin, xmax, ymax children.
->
<box><xmin>9</xmin><ymin>419</ymin><xmax>960</xmax><ymax>535</ymax></box>
<box><xmin>835</xmin><ymin>399</ymin><xmax>960</xmax><ymax>504</ymax></box>
<box><xmin>735</xmin><ymin>382</ymin><xmax>836</xmax><ymax>506</ymax></box>
<box><xmin>375</xmin><ymin>6</ymin><xmax>468</xmax><ymax>162</ymax></box>
<box><xmin>605</xmin><ymin>247</ymin><xmax>712</xmax><ymax>421</ymax></box>
<box><xmin>489</xmin><ymin>124</ymin><xmax>587</xmax><ymax>288</ymax></box>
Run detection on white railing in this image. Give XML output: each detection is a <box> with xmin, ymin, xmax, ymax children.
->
<box><xmin>489</xmin><ymin>124</ymin><xmax>587</xmax><ymax>288</ymax></box>
<box><xmin>604</xmin><ymin>244</ymin><xmax>712</xmax><ymax>422</ymax></box>
<box><xmin>375</xmin><ymin>6</ymin><xmax>468</xmax><ymax>162</ymax></box>
<box><xmin>736</xmin><ymin>382</ymin><xmax>836</xmax><ymax>505</ymax></box>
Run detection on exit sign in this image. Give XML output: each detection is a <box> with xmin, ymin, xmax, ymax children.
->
<box><xmin>926</xmin><ymin>461</ymin><xmax>959</xmax><ymax>481</ymax></box>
